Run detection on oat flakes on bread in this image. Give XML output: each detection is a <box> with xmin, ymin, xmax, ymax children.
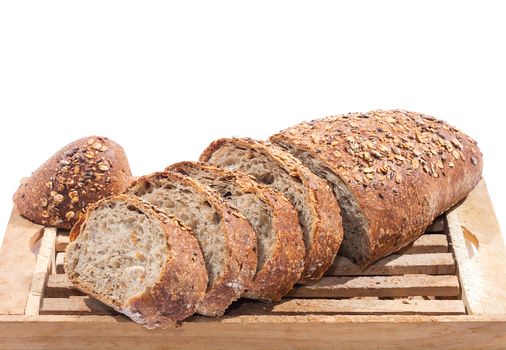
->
<box><xmin>13</xmin><ymin>136</ymin><xmax>132</xmax><ymax>229</ymax></box>
<box><xmin>270</xmin><ymin>109</ymin><xmax>483</xmax><ymax>267</ymax></box>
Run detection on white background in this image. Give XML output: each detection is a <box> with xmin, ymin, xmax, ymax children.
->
<box><xmin>0</xmin><ymin>0</ymin><xmax>504</xmax><ymax>245</ymax></box>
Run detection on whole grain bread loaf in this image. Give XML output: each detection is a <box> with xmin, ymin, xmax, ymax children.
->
<box><xmin>65</xmin><ymin>195</ymin><xmax>208</xmax><ymax>328</ymax></box>
<box><xmin>167</xmin><ymin>161</ymin><xmax>305</xmax><ymax>301</ymax></box>
<box><xmin>270</xmin><ymin>109</ymin><xmax>483</xmax><ymax>267</ymax></box>
<box><xmin>126</xmin><ymin>171</ymin><xmax>257</xmax><ymax>316</ymax></box>
<box><xmin>200</xmin><ymin>138</ymin><xmax>343</xmax><ymax>283</ymax></box>
<box><xmin>13</xmin><ymin>136</ymin><xmax>132</xmax><ymax>229</ymax></box>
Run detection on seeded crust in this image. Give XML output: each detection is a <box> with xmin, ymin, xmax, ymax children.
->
<box><xmin>200</xmin><ymin>138</ymin><xmax>343</xmax><ymax>284</ymax></box>
<box><xmin>13</xmin><ymin>136</ymin><xmax>132</xmax><ymax>229</ymax></box>
<box><xmin>270</xmin><ymin>109</ymin><xmax>483</xmax><ymax>266</ymax></box>
<box><xmin>126</xmin><ymin>171</ymin><xmax>257</xmax><ymax>316</ymax></box>
<box><xmin>65</xmin><ymin>195</ymin><xmax>208</xmax><ymax>328</ymax></box>
<box><xmin>167</xmin><ymin>161</ymin><xmax>305</xmax><ymax>301</ymax></box>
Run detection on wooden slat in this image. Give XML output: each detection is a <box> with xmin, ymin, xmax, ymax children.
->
<box><xmin>0</xmin><ymin>208</ymin><xmax>44</xmax><ymax>315</ymax></box>
<box><xmin>46</xmin><ymin>274</ymin><xmax>460</xmax><ymax>311</ymax></box>
<box><xmin>55</xmin><ymin>233</ymin><xmax>70</xmax><ymax>252</ymax></box>
<box><xmin>46</xmin><ymin>274</ymin><xmax>84</xmax><ymax>297</ymax></box>
<box><xmin>449</xmin><ymin>180</ymin><xmax>506</xmax><ymax>316</ymax></box>
<box><xmin>447</xmin><ymin>210</ymin><xmax>482</xmax><ymax>316</ymax></box>
<box><xmin>398</xmin><ymin>234</ymin><xmax>448</xmax><ymax>254</ymax></box>
<box><xmin>40</xmin><ymin>297</ymin><xmax>117</xmax><ymax>315</ymax></box>
<box><xmin>288</xmin><ymin>275</ymin><xmax>460</xmax><ymax>298</ymax></box>
<box><xmin>24</xmin><ymin>228</ymin><xmax>57</xmax><ymax>316</ymax></box>
<box><xmin>229</xmin><ymin>299</ymin><xmax>466</xmax><ymax>315</ymax></box>
<box><xmin>326</xmin><ymin>253</ymin><xmax>455</xmax><ymax>276</ymax></box>
<box><xmin>55</xmin><ymin>252</ymin><xmax>65</xmax><ymax>274</ymax></box>
<box><xmin>2</xmin><ymin>314</ymin><xmax>506</xmax><ymax>350</ymax></box>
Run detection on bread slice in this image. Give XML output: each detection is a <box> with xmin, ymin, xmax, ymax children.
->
<box><xmin>200</xmin><ymin>138</ymin><xmax>343</xmax><ymax>284</ymax></box>
<box><xmin>64</xmin><ymin>195</ymin><xmax>208</xmax><ymax>328</ymax></box>
<box><xmin>13</xmin><ymin>136</ymin><xmax>132</xmax><ymax>229</ymax></box>
<box><xmin>270</xmin><ymin>109</ymin><xmax>483</xmax><ymax>266</ymax></box>
<box><xmin>126</xmin><ymin>171</ymin><xmax>257</xmax><ymax>316</ymax></box>
<box><xmin>167</xmin><ymin>161</ymin><xmax>305</xmax><ymax>301</ymax></box>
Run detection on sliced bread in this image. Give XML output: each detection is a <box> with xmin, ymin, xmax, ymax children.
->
<box><xmin>270</xmin><ymin>109</ymin><xmax>483</xmax><ymax>266</ymax></box>
<box><xmin>167</xmin><ymin>161</ymin><xmax>305</xmax><ymax>301</ymax></box>
<box><xmin>126</xmin><ymin>171</ymin><xmax>257</xmax><ymax>316</ymax></box>
<box><xmin>65</xmin><ymin>195</ymin><xmax>208</xmax><ymax>328</ymax></box>
<box><xmin>200</xmin><ymin>138</ymin><xmax>343</xmax><ymax>284</ymax></box>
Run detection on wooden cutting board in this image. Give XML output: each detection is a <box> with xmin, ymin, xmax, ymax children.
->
<box><xmin>0</xmin><ymin>180</ymin><xmax>505</xmax><ymax>349</ymax></box>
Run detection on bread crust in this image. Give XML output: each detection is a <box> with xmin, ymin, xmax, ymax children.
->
<box><xmin>167</xmin><ymin>161</ymin><xmax>305</xmax><ymax>301</ymax></box>
<box><xmin>270</xmin><ymin>109</ymin><xmax>483</xmax><ymax>266</ymax></box>
<box><xmin>65</xmin><ymin>195</ymin><xmax>208</xmax><ymax>328</ymax></box>
<box><xmin>126</xmin><ymin>171</ymin><xmax>257</xmax><ymax>316</ymax></box>
<box><xmin>13</xmin><ymin>136</ymin><xmax>132</xmax><ymax>229</ymax></box>
<box><xmin>200</xmin><ymin>138</ymin><xmax>343</xmax><ymax>284</ymax></box>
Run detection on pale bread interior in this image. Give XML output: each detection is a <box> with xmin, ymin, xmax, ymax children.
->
<box><xmin>207</xmin><ymin>144</ymin><xmax>313</xmax><ymax>251</ymax></box>
<box><xmin>175</xmin><ymin>165</ymin><xmax>273</xmax><ymax>271</ymax></box>
<box><xmin>274</xmin><ymin>141</ymin><xmax>371</xmax><ymax>264</ymax></box>
<box><xmin>128</xmin><ymin>176</ymin><xmax>225</xmax><ymax>288</ymax></box>
<box><xmin>65</xmin><ymin>200</ymin><xmax>168</xmax><ymax>306</ymax></box>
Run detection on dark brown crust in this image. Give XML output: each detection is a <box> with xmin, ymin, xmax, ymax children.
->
<box><xmin>13</xmin><ymin>136</ymin><xmax>132</xmax><ymax>229</ymax></box>
<box><xmin>200</xmin><ymin>138</ymin><xmax>344</xmax><ymax>284</ymax></box>
<box><xmin>65</xmin><ymin>195</ymin><xmax>208</xmax><ymax>328</ymax></box>
<box><xmin>126</xmin><ymin>171</ymin><xmax>257</xmax><ymax>316</ymax></box>
<box><xmin>269</xmin><ymin>109</ymin><xmax>483</xmax><ymax>266</ymax></box>
<box><xmin>167</xmin><ymin>161</ymin><xmax>305</xmax><ymax>301</ymax></box>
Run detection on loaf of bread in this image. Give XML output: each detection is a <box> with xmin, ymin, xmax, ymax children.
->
<box><xmin>65</xmin><ymin>195</ymin><xmax>208</xmax><ymax>328</ymax></box>
<box><xmin>13</xmin><ymin>136</ymin><xmax>132</xmax><ymax>229</ymax></box>
<box><xmin>167</xmin><ymin>161</ymin><xmax>305</xmax><ymax>301</ymax></box>
<box><xmin>270</xmin><ymin>110</ymin><xmax>483</xmax><ymax>266</ymax></box>
<box><xmin>59</xmin><ymin>110</ymin><xmax>483</xmax><ymax>327</ymax></box>
<box><xmin>125</xmin><ymin>171</ymin><xmax>257</xmax><ymax>316</ymax></box>
<box><xmin>200</xmin><ymin>138</ymin><xmax>343</xmax><ymax>283</ymax></box>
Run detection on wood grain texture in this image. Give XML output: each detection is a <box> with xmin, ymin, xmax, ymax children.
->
<box><xmin>45</xmin><ymin>275</ymin><xmax>84</xmax><ymax>298</ymax></box>
<box><xmin>37</xmin><ymin>296</ymin><xmax>465</xmax><ymax>317</ymax></box>
<box><xmin>398</xmin><ymin>234</ymin><xmax>448</xmax><ymax>254</ymax></box>
<box><xmin>0</xmin><ymin>207</ymin><xmax>43</xmax><ymax>315</ymax></box>
<box><xmin>326</xmin><ymin>253</ymin><xmax>455</xmax><ymax>276</ymax></box>
<box><xmin>40</xmin><ymin>297</ymin><xmax>117</xmax><ymax>315</ymax></box>
<box><xmin>228</xmin><ymin>298</ymin><xmax>466</xmax><ymax>315</ymax></box>
<box><xmin>0</xmin><ymin>315</ymin><xmax>506</xmax><ymax>350</ymax></box>
<box><xmin>45</xmin><ymin>273</ymin><xmax>461</xmax><ymax>300</ymax></box>
<box><xmin>1</xmin><ymin>180</ymin><xmax>505</xmax><ymax>350</ymax></box>
<box><xmin>25</xmin><ymin>228</ymin><xmax>56</xmax><ymax>316</ymax></box>
<box><xmin>450</xmin><ymin>180</ymin><xmax>506</xmax><ymax>315</ymax></box>
<box><xmin>288</xmin><ymin>275</ymin><xmax>460</xmax><ymax>298</ymax></box>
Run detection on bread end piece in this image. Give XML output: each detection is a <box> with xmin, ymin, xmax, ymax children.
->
<box><xmin>126</xmin><ymin>171</ymin><xmax>257</xmax><ymax>317</ymax></box>
<box><xmin>14</xmin><ymin>136</ymin><xmax>132</xmax><ymax>229</ymax></box>
<box><xmin>65</xmin><ymin>195</ymin><xmax>208</xmax><ymax>328</ymax></box>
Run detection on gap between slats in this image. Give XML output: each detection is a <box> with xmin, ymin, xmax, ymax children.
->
<box><xmin>54</xmin><ymin>227</ymin><xmax>447</xmax><ymax>255</ymax></box>
<box><xmin>46</xmin><ymin>274</ymin><xmax>460</xmax><ymax>300</ymax></box>
<box><xmin>45</xmin><ymin>216</ymin><xmax>461</xmax><ymax>317</ymax></box>
<box><xmin>52</xmin><ymin>250</ymin><xmax>455</xmax><ymax>280</ymax></box>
